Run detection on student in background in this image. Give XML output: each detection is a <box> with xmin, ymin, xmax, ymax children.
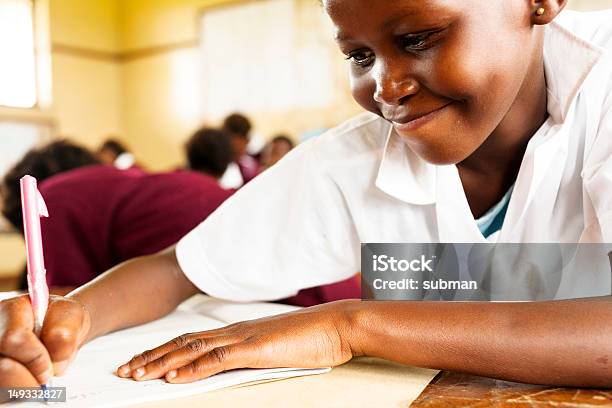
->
<box><xmin>97</xmin><ymin>138</ymin><xmax>139</xmax><ymax>170</ymax></box>
<box><xmin>1</xmin><ymin>140</ymin><xmax>232</xmax><ymax>293</ymax></box>
<box><xmin>261</xmin><ymin>134</ymin><xmax>295</xmax><ymax>170</ymax></box>
<box><xmin>222</xmin><ymin>113</ymin><xmax>260</xmax><ymax>185</ymax></box>
<box><xmin>185</xmin><ymin>127</ymin><xmax>235</xmax><ymax>181</ymax></box>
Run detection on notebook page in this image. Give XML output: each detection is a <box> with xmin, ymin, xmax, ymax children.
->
<box><xmin>9</xmin><ymin>298</ymin><xmax>329</xmax><ymax>408</ymax></box>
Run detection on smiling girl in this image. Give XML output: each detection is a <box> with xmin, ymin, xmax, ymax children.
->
<box><xmin>1</xmin><ymin>0</ymin><xmax>611</xmax><ymax>389</ymax></box>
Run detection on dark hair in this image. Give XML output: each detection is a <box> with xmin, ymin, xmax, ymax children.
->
<box><xmin>99</xmin><ymin>139</ymin><xmax>128</xmax><ymax>156</ymax></box>
<box><xmin>272</xmin><ymin>135</ymin><xmax>295</xmax><ymax>149</ymax></box>
<box><xmin>222</xmin><ymin>113</ymin><xmax>252</xmax><ymax>139</ymax></box>
<box><xmin>1</xmin><ymin>140</ymin><xmax>101</xmax><ymax>231</ymax></box>
<box><xmin>185</xmin><ymin>127</ymin><xmax>234</xmax><ymax>178</ymax></box>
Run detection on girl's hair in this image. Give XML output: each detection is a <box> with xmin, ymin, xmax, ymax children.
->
<box><xmin>1</xmin><ymin>140</ymin><xmax>101</xmax><ymax>232</ymax></box>
<box><xmin>222</xmin><ymin>113</ymin><xmax>252</xmax><ymax>139</ymax></box>
<box><xmin>99</xmin><ymin>139</ymin><xmax>129</xmax><ymax>156</ymax></box>
<box><xmin>185</xmin><ymin>127</ymin><xmax>234</xmax><ymax>178</ymax></box>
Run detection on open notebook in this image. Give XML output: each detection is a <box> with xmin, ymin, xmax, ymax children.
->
<box><xmin>12</xmin><ymin>295</ymin><xmax>330</xmax><ymax>407</ymax></box>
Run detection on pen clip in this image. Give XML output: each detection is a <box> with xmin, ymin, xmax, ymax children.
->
<box><xmin>37</xmin><ymin>189</ymin><xmax>48</xmax><ymax>218</ymax></box>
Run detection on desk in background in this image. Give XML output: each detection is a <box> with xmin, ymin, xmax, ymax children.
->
<box><xmin>0</xmin><ymin>232</ymin><xmax>24</xmax><ymax>291</ymax></box>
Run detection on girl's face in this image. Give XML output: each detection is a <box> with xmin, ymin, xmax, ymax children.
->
<box><xmin>324</xmin><ymin>0</ymin><xmax>543</xmax><ymax>165</ymax></box>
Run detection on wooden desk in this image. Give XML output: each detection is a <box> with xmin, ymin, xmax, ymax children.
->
<box><xmin>136</xmin><ymin>358</ymin><xmax>438</xmax><ymax>408</ymax></box>
<box><xmin>412</xmin><ymin>371</ymin><xmax>612</xmax><ymax>407</ymax></box>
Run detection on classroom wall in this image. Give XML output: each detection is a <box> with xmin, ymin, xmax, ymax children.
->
<box><xmin>118</xmin><ymin>0</ymin><xmax>362</xmax><ymax>171</ymax></box>
<box><xmin>49</xmin><ymin>0</ymin><xmax>123</xmax><ymax>149</ymax></box>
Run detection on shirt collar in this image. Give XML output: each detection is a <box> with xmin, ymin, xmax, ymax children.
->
<box><xmin>375</xmin><ymin>15</ymin><xmax>604</xmax><ymax>205</ymax></box>
<box><xmin>544</xmin><ymin>17</ymin><xmax>603</xmax><ymax>123</ymax></box>
<box><xmin>375</xmin><ymin>124</ymin><xmax>436</xmax><ymax>205</ymax></box>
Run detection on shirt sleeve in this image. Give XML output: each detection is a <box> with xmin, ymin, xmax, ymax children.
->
<box><xmin>176</xmin><ymin>138</ymin><xmax>360</xmax><ymax>302</ymax></box>
<box><xmin>584</xmin><ymin>88</ymin><xmax>612</xmax><ymax>243</ymax></box>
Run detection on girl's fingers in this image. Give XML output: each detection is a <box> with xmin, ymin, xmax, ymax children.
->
<box><xmin>117</xmin><ymin>333</ymin><xmax>196</xmax><ymax>377</ymax></box>
<box><xmin>117</xmin><ymin>331</ymin><xmax>224</xmax><ymax>377</ymax></box>
<box><xmin>0</xmin><ymin>357</ymin><xmax>40</xmax><ymax>390</ymax></box>
<box><xmin>166</xmin><ymin>343</ymin><xmax>255</xmax><ymax>384</ymax></box>
<box><xmin>0</xmin><ymin>330</ymin><xmax>53</xmax><ymax>384</ymax></box>
<box><xmin>40</xmin><ymin>297</ymin><xmax>91</xmax><ymax>375</ymax></box>
<box><xmin>0</xmin><ymin>296</ymin><xmax>54</xmax><ymax>384</ymax></box>
<box><xmin>134</xmin><ymin>337</ymin><xmax>230</xmax><ymax>381</ymax></box>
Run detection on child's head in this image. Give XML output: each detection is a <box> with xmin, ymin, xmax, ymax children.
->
<box><xmin>1</xmin><ymin>140</ymin><xmax>101</xmax><ymax>232</ymax></box>
<box><xmin>222</xmin><ymin>113</ymin><xmax>252</xmax><ymax>159</ymax></box>
<box><xmin>185</xmin><ymin>127</ymin><xmax>234</xmax><ymax>179</ymax></box>
<box><xmin>98</xmin><ymin>138</ymin><xmax>129</xmax><ymax>165</ymax></box>
<box><xmin>263</xmin><ymin>135</ymin><xmax>295</xmax><ymax>168</ymax></box>
<box><xmin>322</xmin><ymin>0</ymin><xmax>566</xmax><ymax>165</ymax></box>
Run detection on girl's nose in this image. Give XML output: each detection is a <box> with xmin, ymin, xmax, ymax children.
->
<box><xmin>373</xmin><ymin>64</ymin><xmax>419</xmax><ymax>106</ymax></box>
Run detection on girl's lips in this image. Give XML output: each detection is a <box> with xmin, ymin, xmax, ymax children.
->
<box><xmin>390</xmin><ymin>103</ymin><xmax>452</xmax><ymax>133</ymax></box>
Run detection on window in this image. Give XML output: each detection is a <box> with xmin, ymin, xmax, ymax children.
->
<box><xmin>0</xmin><ymin>121</ymin><xmax>51</xmax><ymax>178</ymax></box>
<box><xmin>0</xmin><ymin>0</ymin><xmax>37</xmax><ymax>108</ymax></box>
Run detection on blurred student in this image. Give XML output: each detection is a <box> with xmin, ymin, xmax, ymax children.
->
<box><xmin>185</xmin><ymin>127</ymin><xmax>234</xmax><ymax>181</ymax></box>
<box><xmin>222</xmin><ymin>113</ymin><xmax>260</xmax><ymax>186</ymax></box>
<box><xmin>97</xmin><ymin>138</ymin><xmax>138</xmax><ymax>170</ymax></box>
<box><xmin>261</xmin><ymin>135</ymin><xmax>295</xmax><ymax>170</ymax></box>
<box><xmin>1</xmin><ymin>140</ymin><xmax>232</xmax><ymax>293</ymax></box>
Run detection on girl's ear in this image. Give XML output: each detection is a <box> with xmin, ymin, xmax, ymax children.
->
<box><xmin>530</xmin><ymin>0</ymin><xmax>568</xmax><ymax>25</ymax></box>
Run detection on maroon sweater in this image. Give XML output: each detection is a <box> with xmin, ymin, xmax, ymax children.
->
<box><xmin>39</xmin><ymin>166</ymin><xmax>232</xmax><ymax>287</ymax></box>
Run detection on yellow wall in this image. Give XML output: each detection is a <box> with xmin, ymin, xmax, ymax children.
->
<box><xmin>51</xmin><ymin>54</ymin><xmax>123</xmax><ymax>149</ymax></box>
<box><xmin>50</xmin><ymin>0</ymin><xmax>120</xmax><ymax>51</ymax></box>
<box><xmin>119</xmin><ymin>0</ymin><xmax>243</xmax><ymax>170</ymax></box>
<box><xmin>48</xmin><ymin>0</ymin><xmax>124</xmax><ymax>149</ymax></box>
<box><xmin>119</xmin><ymin>0</ymin><xmax>240</xmax><ymax>52</ymax></box>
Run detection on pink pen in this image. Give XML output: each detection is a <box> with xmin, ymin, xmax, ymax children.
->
<box><xmin>20</xmin><ymin>175</ymin><xmax>51</xmax><ymax>394</ymax></box>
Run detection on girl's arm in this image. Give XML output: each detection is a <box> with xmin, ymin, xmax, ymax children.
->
<box><xmin>68</xmin><ymin>246</ymin><xmax>199</xmax><ymax>341</ymax></box>
<box><xmin>0</xmin><ymin>246</ymin><xmax>199</xmax><ymax>387</ymax></box>
<box><xmin>350</xmin><ymin>298</ymin><xmax>612</xmax><ymax>387</ymax></box>
<box><xmin>119</xmin><ymin>297</ymin><xmax>612</xmax><ymax>387</ymax></box>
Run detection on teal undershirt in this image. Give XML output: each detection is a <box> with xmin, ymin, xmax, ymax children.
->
<box><xmin>475</xmin><ymin>186</ymin><xmax>514</xmax><ymax>238</ymax></box>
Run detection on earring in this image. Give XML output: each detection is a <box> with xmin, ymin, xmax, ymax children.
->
<box><xmin>535</xmin><ymin>7</ymin><xmax>545</xmax><ymax>16</ymax></box>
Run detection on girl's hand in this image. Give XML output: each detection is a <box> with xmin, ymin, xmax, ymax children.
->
<box><xmin>116</xmin><ymin>300</ymin><xmax>360</xmax><ymax>384</ymax></box>
<box><xmin>0</xmin><ymin>295</ymin><xmax>91</xmax><ymax>388</ymax></box>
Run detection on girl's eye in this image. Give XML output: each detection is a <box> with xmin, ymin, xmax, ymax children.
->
<box><xmin>401</xmin><ymin>31</ymin><xmax>437</xmax><ymax>51</ymax></box>
<box><xmin>345</xmin><ymin>50</ymin><xmax>374</xmax><ymax>67</ymax></box>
